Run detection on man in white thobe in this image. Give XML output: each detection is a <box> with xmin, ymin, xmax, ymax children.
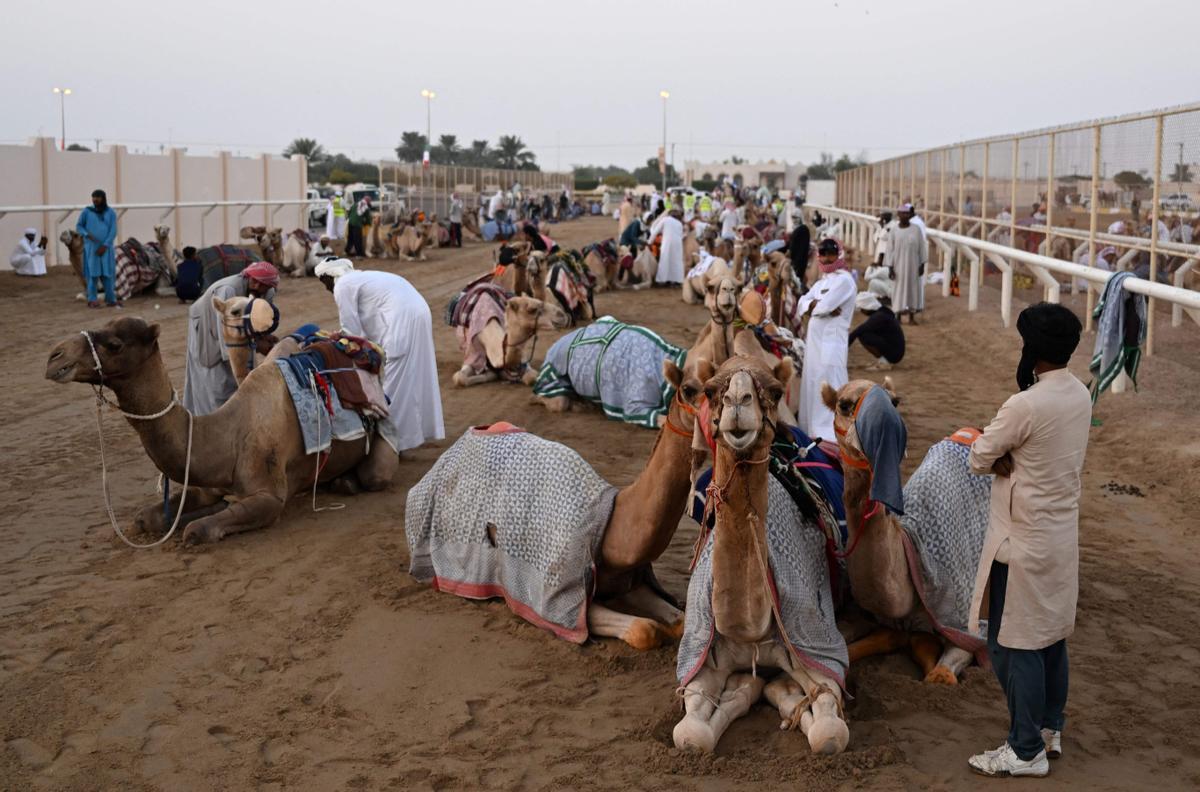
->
<box><xmin>794</xmin><ymin>239</ymin><xmax>858</xmax><ymax>440</ymax></box>
<box><xmin>487</xmin><ymin>190</ymin><xmax>505</xmax><ymax>222</ymax></box>
<box><xmin>649</xmin><ymin>207</ymin><xmax>685</xmax><ymax>285</ymax></box>
<box><xmin>718</xmin><ymin>200</ymin><xmax>738</xmax><ymax>240</ymax></box>
<box><xmin>10</xmin><ymin>228</ymin><xmax>47</xmax><ymax>276</ymax></box>
<box><xmin>314</xmin><ymin>259</ymin><xmax>444</xmax><ymax>453</ymax></box>
<box><xmin>885</xmin><ymin>203</ymin><xmax>928</xmax><ymax>324</ymax></box>
<box><xmin>183</xmin><ymin>262</ymin><xmax>278</xmax><ymax>415</ymax></box>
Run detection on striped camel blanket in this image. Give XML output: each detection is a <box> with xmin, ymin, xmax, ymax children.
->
<box><xmin>405</xmin><ymin>424</ymin><xmax>618</xmax><ymax>643</ymax></box>
<box><xmin>532</xmin><ymin>316</ymin><xmax>687</xmax><ymax>429</ymax></box>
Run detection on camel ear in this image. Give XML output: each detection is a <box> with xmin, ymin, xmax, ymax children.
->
<box><xmin>695</xmin><ymin>358</ymin><xmax>716</xmax><ymax>387</ymax></box>
<box><xmin>821</xmin><ymin>382</ymin><xmax>839</xmax><ymax>411</ymax></box>
<box><xmin>773</xmin><ymin>357</ymin><xmax>794</xmax><ymax>386</ymax></box>
<box><xmin>882</xmin><ymin>375</ymin><xmax>901</xmax><ymax>406</ymax></box>
<box><xmin>141</xmin><ymin>322</ymin><xmax>161</xmax><ymax>345</ymax></box>
<box><xmin>663</xmin><ymin>359</ymin><xmax>683</xmax><ymax>389</ymax></box>
<box><xmin>211</xmin><ymin>295</ymin><xmax>227</xmax><ymax>315</ymax></box>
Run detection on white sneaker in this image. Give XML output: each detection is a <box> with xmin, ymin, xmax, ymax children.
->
<box><xmin>1041</xmin><ymin>729</ymin><xmax>1062</xmax><ymax>759</ymax></box>
<box><xmin>968</xmin><ymin>743</ymin><xmax>1050</xmax><ymax>777</ymax></box>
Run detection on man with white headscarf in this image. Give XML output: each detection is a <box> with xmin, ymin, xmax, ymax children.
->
<box><xmin>314</xmin><ymin>259</ymin><xmax>444</xmax><ymax>453</ymax></box>
<box><xmin>10</xmin><ymin>228</ymin><xmax>47</xmax><ymax>276</ymax></box>
<box><xmin>795</xmin><ymin>239</ymin><xmax>858</xmax><ymax>439</ymax></box>
<box><xmin>487</xmin><ymin>189</ymin><xmax>505</xmax><ymax>223</ymax></box>
<box><xmin>648</xmin><ymin>206</ymin><xmax>685</xmax><ymax>285</ymax></box>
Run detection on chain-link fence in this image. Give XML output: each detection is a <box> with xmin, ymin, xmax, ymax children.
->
<box><xmin>372</xmin><ymin>162</ymin><xmax>572</xmax><ymax>221</ymax></box>
<box><xmin>836</xmin><ymin>103</ymin><xmax>1200</xmax><ymax>343</ymax></box>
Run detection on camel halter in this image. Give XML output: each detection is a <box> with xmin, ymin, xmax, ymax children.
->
<box><xmin>80</xmin><ymin>330</ymin><xmax>195</xmax><ymax>549</ymax></box>
<box><xmin>830</xmin><ymin>388</ymin><xmax>882</xmax><ymax>559</ymax></box>
<box><xmin>221</xmin><ymin>297</ymin><xmax>280</xmax><ymax>373</ymax></box>
<box><xmin>662</xmin><ymin>388</ymin><xmax>698</xmax><ymax>439</ymax></box>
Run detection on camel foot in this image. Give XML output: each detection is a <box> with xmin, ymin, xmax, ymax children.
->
<box><xmin>329</xmin><ymin>475</ymin><xmax>361</xmax><ymax>496</ymax></box>
<box><xmin>452</xmin><ymin>370</ymin><xmax>468</xmax><ymax>387</ymax></box>
<box><xmin>806</xmin><ymin>713</ymin><xmax>850</xmax><ymax>755</ymax></box>
<box><xmin>182</xmin><ymin>522</ymin><xmax>225</xmax><ymax>545</ymax></box>
<box><xmin>923</xmin><ymin>664</ymin><xmax>959</xmax><ymax>685</ymax></box>
<box><xmin>620</xmin><ymin>617</ymin><xmax>668</xmax><ymax>651</ymax></box>
<box><xmin>673</xmin><ymin>715</ymin><xmax>718</xmax><ymax>753</ymax></box>
<box><xmin>521</xmin><ymin>368</ymin><xmax>537</xmax><ymax>386</ymax></box>
<box><xmin>664</xmin><ymin>618</ymin><xmax>685</xmax><ymax>642</ymax></box>
<box><xmin>133</xmin><ymin>505</ymin><xmax>164</xmax><ymax>538</ymax></box>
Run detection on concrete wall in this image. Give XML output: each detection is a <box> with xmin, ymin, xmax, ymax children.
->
<box><xmin>0</xmin><ymin>138</ymin><xmax>306</xmax><ymax>270</ymax></box>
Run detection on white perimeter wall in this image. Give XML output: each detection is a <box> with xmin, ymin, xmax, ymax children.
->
<box><xmin>0</xmin><ymin>138</ymin><xmax>307</xmax><ymax>270</ymax></box>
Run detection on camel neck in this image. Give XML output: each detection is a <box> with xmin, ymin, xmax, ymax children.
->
<box><xmin>107</xmin><ymin>350</ymin><xmax>232</xmax><ymax>490</ymax></box>
<box><xmin>711</xmin><ymin>443</ymin><xmax>773</xmax><ymax>644</ymax></box>
<box><xmin>602</xmin><ymin>403</ymin><xmax>695</xmax><ymax>571</ymax></box>
<box><xmin>841</xmin><ymin>463</ymin><xmax>914</xmax><ymax>619</ymax></box>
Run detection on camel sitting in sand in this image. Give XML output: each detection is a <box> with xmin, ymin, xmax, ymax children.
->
<box><xmin>582</xmin><ymin>239</ymin><xmax>620</xmax><ymax>292</ymax></box>
<box><xmin>674</xmin><ymin>355</ymin><xmax>849</xmax><ymax>755</ymax></box>
<box><xmin>492</xmin><ymin>242</ymin><xmax>535</xmax><ymax>296</ymax></box>
<box><xmin>823</xmin><ymin>379</ymin><xmax>990</xmax><ymax>684</ymax></box>
<box><xmin>45</xmin><ymin>317</ymin><xmax>396</xmax><ymax>545</ymax></box>
<box><xmin>280</xmin><ymin>229</ymin><xmax>322</xmax><ymax>278</ymax></box>
<box><xmin>685</xmin><ymin>266</ymin><xmax>741</xmax><ymax>367</ymax></box>
<box><xmin>682</xmin><ymin>255</ymin><xmax>738</xmax><ymax>305</ymax></box>
<box><xmin>452</xmin><ymin>294</ymin><xmax>569</xmax><ymax>387</ymax></box>
<box><xmin>616</xmin><ymin>244</ymin><xmax>656</xmax><ymax>290</ymax></box>
<box><xmin>386</xmin><ymin>220</ymin><xmax>434</xmax><ymax>261</ymax></box>
<box><xmin>239</xmin><ymin>226</ymin><xmax>283</xmax><ymax>266</ymax></box>
<box><xmin>461</xmin><ymin>209</ymin><xmax>483</xmax><ymax>241</ymax></box>
<box><xmin>407</xmin><ymin>359</ymin><xmax>708</xmax><ymax>650</ymax></box>
<box><xmin>59</xmin><ymin>229</ymin><xmax>88</xmax><ymax>291</ymax></box>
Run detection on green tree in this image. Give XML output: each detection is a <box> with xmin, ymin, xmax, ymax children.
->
<box><xmin>463</xmin><ymin>139</ymin><xmax>493</xmax><ymax>167</ymax></box>
<box><xmin>66</xmin><ymin>143</ymin><xmax>91</xmax><ymax>152</ymax></box>
<box><xmin>833</xmin><ymin>153</ymin><xmax>867</xmax><ymax>173</ymax></box>
<box><xmin>1113</xmin><ymin>170</ymin><xmax>1150</xmax><ymax>188</ymax></box>
<box><xmin>436</xmin><ymin>134</ymin><xmax>461</xmax><ymax>164</ymax></box>
<box><xmin>283</xmin><ymin>137</ymin><xmax>327</xmax><ymax>162</ymax></box>
<box><xmin>1171</xmin><ymin>162</ymin><xmax>1194</xmax><ymax>183</ymax></box>
<box><xmin>602</xmin><ymin>173</ymin><xmax>637</xmax><ymax>189</ymax></box>
<box><xmin>806</xmin><ymin>152</ymin><xmax>835</xmax><ymax>180</ymax></box>
<box><xmin>495</xmin><ymin>135</ymin><xmax>538</xmax><ymax>170</ymax></box>
<box><xmin>632</xmin><ymin>157</ymin><xmax>679</xmax><ymax>187</ymax></box>
<box><xmin>328</xmin><ymin>167</ymin><xmax>357</xmax><ymax>185</ymax></box>
<box><xmin>395</xmin><ymin>131</ymin><xmax>428</xmax><ymax>163</ymax></box>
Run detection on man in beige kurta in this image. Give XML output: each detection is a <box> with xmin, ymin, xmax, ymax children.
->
<box><xmin>966</xmin><ymin>302</ymin><xmax>1091</xmax><ymax>778</ymax></box>
<box><xmin>618</xmin><ymin>194</ymin><xmax>637</xmax><ymax>238</ymax></box>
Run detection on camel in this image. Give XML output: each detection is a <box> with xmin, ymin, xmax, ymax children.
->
<box><xmin>582</xmin><ymin>240</ymin><xmax>619</xmax><ymax>292</ymax></box>
<box><xmin>685</xmin><ymin>267</ymin><xmax>741</xmax><ymax>367</ymax></box>
<box><xmin>682</xmin><ymin>255</ymin><xmax>738</xmax><ymax>305</ymax></box>
<box><xmin>411</xmin><ymin>358</ymin><xmax>707</xmax><ymax>650</ymax></box>
<box><xmin>212</xmin><ymin>294</ymin><xmax>281</xmax><ymax>384</ymax></box>
<box><xmin>365</xmin><ymin>216</ymin><xmax>386</xmax><ymax>258</ymax></box>
<box><xmin>673</xmin><ymin>355</ymin><xmax>849</xmax><ymax>755</ymax></box>
<box><xmin>461</xmin><ymin>209</ymin><xmax>483</xmax><ymax>241</ymax></box>
<box><xmin>150</xmin><ymin>225</ymin><xmax>179</xmax><ymax>277</ymax></box>
<box><xmin>822</xmin><ymin>378</ymin><xmax>983</xmax><ymax>684</ymax></box>
<box><xmin>386</xmin><ymin>221</ymin><xmax>433</xmax><ymax>261</ymax></box>
<box><xmin>280</xmin><ymin>229</ymin><xmax>320</xmax><ymax>278</ymax></box>
<box><xmin>239</xmin><ymin>226</ymin><xmax>283</xmax><ymax>266</ymax></box>
<box><xmin>45</xmin><ymin>317</ymin><xmax>396</xmax><ymax>545</ymax></box>
<box><xmin>58</xmin><ymin>229</ymin><xmax>88</xmax><ymax>290</ymax></box>
<box><xmin>492</xmin><ymin>242</ymin><xmax>535</xmax><ymax>296</ymax></box>
<box><xmin>616</xmin><ymin>244</ymin><xmax>656</xmax><ymax>290</ymax></box>
<box><xmin>452</xmin><ymin>295</ymin><xmax>568</xmax><ymax>387</ymax></box>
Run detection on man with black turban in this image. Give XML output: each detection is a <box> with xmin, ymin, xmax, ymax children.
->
<box><xmin>965</xmin><ymin>302</ymin><xmax>1092</xmax><ymax>778</ymax></box>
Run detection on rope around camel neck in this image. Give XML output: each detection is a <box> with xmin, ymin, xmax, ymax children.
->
<box><xmin>81</xmin><ymin>331</ymin><xmax>195</xmax><ymax>549</ymax></box>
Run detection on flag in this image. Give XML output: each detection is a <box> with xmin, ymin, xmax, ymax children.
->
<box><xmin>423</xmin><ymin>150</ymin><xmax>430</xmax><ymax>169</ymax></box>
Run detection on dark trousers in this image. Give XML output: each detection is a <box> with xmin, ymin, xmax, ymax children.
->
<box><xmin>988</xmin><ymin>561</ymin><xmax>1069</xmax><ymax>760</ymax></box>
<box><xmin>346</xmin><ymin>224</ymin><xmax>365</xmax><ymax>257</ymax></box>
<box><xmin>450</xmin><ymin>222</ymin><xmax>462</xmax><ymax>247</ymax></box>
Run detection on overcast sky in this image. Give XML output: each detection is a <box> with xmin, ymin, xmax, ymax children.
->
<box><xmin>4</xmin><ymin>0</ymin><xmax>1196</xmax><ymax>172</ymax></box>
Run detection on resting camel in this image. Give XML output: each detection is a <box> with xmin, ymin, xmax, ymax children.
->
<box><xmin>386</xmin><ymin>220</ymin><xmax>433</xmax><ymax>261</ymax></box>
<box><xmin>582</xmin><ymin>240</ymin><xmax>619</xmax><ymax>292</ymax></box>
<box><xmin>212</xmin><ymin>295</ymin><xmax>281</xmax><ymax>385</ymax></box>
<box><xmin>685</xmin><ymin>266</ymin><xmax>740</xmax><ymax>367</ymax></box>
<box><xmin>823</xmin><ymin>379</ymin><xmax>986</xmax><ymax>683</ymax></box>
<box><xmin>45</xmin><ymin>317</ymin><xmax>395</xmax><ymax>545</ymax></box>
<box><xmin>365</xmin><ymin>216</ymin><xmax>386</xmax><ymax>258</ymax></box>
<box><xmin>616</xmin><ymin>245</ymin><xmax>656</xmax><ymax>289</ymax></box>
<box><xmin>280</xmin><ymin>229</ymin><xmax>320</xmax><ymax>278</ymax></box>
<box><xmin>492</xmin><ymin>242</ymin><xmax>535</xmax><ymax>295</ymax></box>
<box><xmin>452</xmin><ymin>295</ymin><xmax>568</xmax><ymax>387</ymax></box>
<box><xmin>682</xmin><ymin>255</ymin><xmax>737</xmax><ymax>305</ymax></box>
<box><xmin>674</xmin><ymin>355</ymin><xmax>849</xmax><ymax>755</ymax></box>
<box><xmin>239</xmin><ymin>226</ymin><xmax>283</xmax><ymax>266</ymax></box>
<box><xmin>461</xmin><ymin>209</ymin><xmax>483</xmax><ymax>241</ymax></box>
<box><xmin>58</xmin><ymin>230</ymin><xmax>88</xmax><ymax>290</ymax></box>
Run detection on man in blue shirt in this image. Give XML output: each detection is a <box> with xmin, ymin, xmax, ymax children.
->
<box><xmin>75</xmin><ymin>189</ymin><xmax>118</xmax><ymax>307</ymax></box>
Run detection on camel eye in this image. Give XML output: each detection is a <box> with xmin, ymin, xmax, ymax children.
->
<box><xmin>838</xmin><ymin>398</ymin><xmax>854</xmax><ymax>415</ymax></box>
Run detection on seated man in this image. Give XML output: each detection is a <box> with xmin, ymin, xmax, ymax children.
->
<box><xmin>175</xmin><ymin>246</ymin><xmax>203</xmax><ymax>302</ymax></box>
<box><xmin>10</xmin><ymin>228</ymin><xmax>47</xmax><ymax>276</ymax></box>
<box><xmin>849</xmin><ymin>292</ymin><xmax>905</xmax><ymax>371</ymax></box>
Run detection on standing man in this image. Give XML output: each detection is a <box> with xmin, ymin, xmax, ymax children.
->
<box><xmin>326</xmin><ymin>189</ymin><xmax>347</xmax><ymax>241</ymax></box>
<box><xmin>448</xmin><ymin>192</ymin><xmax>464</xmax><ymax>247</ymax></box>
<box><xmin>795</xmin><ymin>239</ymin><xmax>857</xmax><ymax>440</ymax></box>
<box><xmin>718</xmin><ymin>199</ymin><xmax>738</xmax><ymax>240</ymax></box>
<box><xmin>76</xmin><ymin>189</ymin><xmax>119</xmax><ymax>308</ymax></box>
<box><xmin>10</xmin><ymin>228</ymin><xmax>47</xmax><ymax>276</ymax></box>
<box><xmin>788</xmin><ymin>217</ymin><xmax>811</xmax><ymax>292</ymax></box>
<box><xmin>345</xmin><ymin>195</ymin><xmax>370</xmax><ymax>257</ymax></box>
<box><xmin>314</xmin><ymin>260</ymin><xmax>444</xmax><ymax>453</ymax></box>
<box><xmin>872</xmin><ymin>211</ymin><xmax>895</xmax><ymax>267</ymax></box>
<box><xmin>884</xmin><ymin>203</ymin><xmax>928</xmax><ymax>325</ymax></box>
<box><xmin>182</xmin><ymin>261</ymin><xmax>279</xmax><ymax>415</ymax></box>
<box><xmin>618</xmin><ymin>193</ymin><xmax>636</xmax><ymax>238</ymax></box>
<box><xmin>966</xmin><ymin>303</ymin><xmax>1090</xmax><ymax>779</ymax></box>
<box><xmin>649</xmin><ymin>207</ymin><xmax>684</xmax><ymax>285</ymax></box>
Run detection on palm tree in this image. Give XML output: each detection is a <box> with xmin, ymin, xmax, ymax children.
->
<box><xmin>495</xmin><ymin>135</ymin><xmax>537</xmax><ymax>170</ymax></box>
<box><xmin>283</xmin><ymin>137</ymin><xmax>327</xmax><ymax>163</ymax></box>
<box><xmin>464</xmin><ymin>139</ymin><xmax>492</xmax><ymax>167</ymax></box>
<box><xmin>437</xmin><ymin>134</ymin><xmax>461</xmax><ymax>164</ymax></box>
<box><xmin>395</xmin><ymin>131</ymin><xmax>428</xmax><ymax>163</ymax></box>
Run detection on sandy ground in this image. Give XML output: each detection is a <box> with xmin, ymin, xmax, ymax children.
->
<box><xmin>3</xmin><ymin>215</ymin><xmax>1200</xmax><ymax>791</ymax></box>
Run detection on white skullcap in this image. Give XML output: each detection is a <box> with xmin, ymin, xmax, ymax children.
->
<box><xmin>314</xmin><ymin>258</ymin><xmax>355</xmax><ymax>279</ymax></box>
<box><xmin>24</xmin><ymin>227</ymin><xmax>37</xmax><ymax>236</ymax></box>
<box><xmin>856</xmin><ymin>291</ymin><xmax>882</xmax><ymax>312</ymax></box>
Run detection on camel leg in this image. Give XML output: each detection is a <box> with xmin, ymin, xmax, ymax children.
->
<box><xmin>910</xmin><ymin>633</ymin><xmax>958</xmax><ymax>685</ymax></box>
<box><xmin>133</xmin><ymin>487</ymin><xmax>226</xmax><ymax>536</ymax></box>
<box><xmin>674</xmin><ymin>669</ymin><xmax>765</xmax><ymax>753</ymax></box>
<box><xmin>928</xmin><ymin>644</ymin><xmax>973</xmax><ymax>684</ymax></box>
<box><xmin>848</xmin><ymin>626</ymin><xmax>909</xmax><ymax>664</ymax></box>
<box><xmin>774</xmin><ymin>666</ymin><xmax>850</xmax><ymax>755</ymax></box>
<box><xmin>612</xmin><ymin>584</ymin><xmax>684</xmax><ymax>640</ymax></box>
<box><xmin>452</xmin><ymin>365</ymin><xmax>499</xmax><ymax>388</ymax></box>
<box><xmin>681</xmin><ymin>278</ymin><xmax>699</xmax><ymax>304</ymax></box>
<box><xmin>538</xmin><ymin>395</ymin><xmax>573</xmax><ymax>413</ymax></box>
<box><xmin>354</xmin><ymin>436</ymin><xmax>399</xmax><ymax>492</ymax></box>
<box><xmin>586</xmin><ymin>601</ymin><xmax>674</xmax><ymax>650</ymax></box>
<box><xmin>181</xmin><ymin>491</ymin><xmax>285</xmax><ymax>545</ymax></box>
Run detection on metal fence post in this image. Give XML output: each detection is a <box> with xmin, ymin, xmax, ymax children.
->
<box><xmin>1046</xmin><ymin>131</ymin><xmax>1057</xmax><ymax>301</ymax></box>
<box><xmin>1086</xmin><ymin>124</ymin><xmax>1101</xmax><ymax>331</ymax></box>
<box><xmin>1148</xmin><ymin>113</ymin><xmax>1164</xmax><ymax>355</ymax></box>
<box><xmin>1010</xmin><ymin>139</ymin><xmax>1018</xmax><ymax>249</ymax></box>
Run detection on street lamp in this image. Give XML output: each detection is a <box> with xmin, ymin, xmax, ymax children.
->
<box><xmin>52</xmin><ymin>87</ymin><xmax>71</xmax><ymax>151</ymax></box>
<box><xmin>659</xmin><ymin>90</ymin><xmax>670</xmax><ymax>193</ymax></box>
<box><xmin>420</xmin><ymin>89</ymin><xmax>436</xmax><ymax>167</ymax></box>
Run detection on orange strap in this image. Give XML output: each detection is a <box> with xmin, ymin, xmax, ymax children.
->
<box><xmin>947</xmin><ymin>427</ymin><xmax>982</xmax><ymax>447</ymax></box>
<box><xmin>832</xmin><ymin>387</ymin><xmax>871</xmax><ymax>439</ymax></box>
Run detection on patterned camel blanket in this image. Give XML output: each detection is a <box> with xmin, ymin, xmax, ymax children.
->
<box><xmin>531</xmin><ymin>316</ymin><xmax>687</xmax><ymax>429</ymax></box>
<box><xmin>405</xmin><ymin>425</ymin><xmax>618</xmax><ymax>643</ymax></box>
<box><xmin>897</xmin><ymin>436</ymin><xmax>991</xmax><ymax>656</ymax></box>
<box><xmin>275</xmin><ymin>356</ymin><xmax>399</xmax><ymax>456</ymax></box>
<box><xmin>678</xmin><ymin>475</ymin><xmax>848</xmax><ymax>688</ymax></box>
<box><xmin>114</xmin><ymin>238</ymin><xmax>169</xmax><ymax>301</ymax></box>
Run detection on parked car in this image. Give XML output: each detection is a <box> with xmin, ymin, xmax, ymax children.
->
<box><xmin>307</xmin><ymin>187</ymin><xmax>327</xmax><ymax>227</ymax></box>
<box><xmin>1160</xmin><ymin>193</ymin><xmax>1195</xmax><ymax>212</ymax></box>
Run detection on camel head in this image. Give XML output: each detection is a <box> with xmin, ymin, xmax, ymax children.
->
<box><xmin>765</xmin><ymin>251</ymin><xmax>793</xmax><ymax>291</ymax></box>
<box><xmin>265</xmin><ymin>228</ymin><xmax>283</xmax><ymax>251</ymax></box>
<box><xmin>239</xmin><ymin>225</ymin><xmax>267</xmax><ymax>241</ymax></box>
<box><xmin>59</xmin><ymin>229</ymin><xmax>82</xmax><ymax>252</ymax></box>
<box><xmin>703</xmin><ymin>266</ymin><xmax>740</xmax><ymax>324</ymax></box>
<box><xmin>212</xmin><ymin>295</ymin><xmax>280</xmax><ymax>384</ymax></box>
<box><xmin>493</xmin><ymin>296</ymin><xmax>566</xmax><ymax>383</ymax></box>
<box><xmin>153</xmin><ymin>225</ymin><xmax>171</xmax><ymax>245</ymax></box>
<box><xmin>705</xmin><ymin>354</ymin><xmax>791</xmax><ymax>456</ymax></box>
<box><xmin>46</xmin><ymin>317</ymin><xmax>161</xmax><ymax>385</ymax></box>
<box><xmin>822</xmin><ymin>376</ymin><xmax>900</xmax><ymax>458</ymax></box>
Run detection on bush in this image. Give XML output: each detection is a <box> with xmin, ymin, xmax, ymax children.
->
<box><xmin>574</xmin><ymin>177</ymin><xmax>600</xmax><ymax>191</ymax></box>
<box><xmin>691</xmin><ymin>179</ymin><xmax>718</xmax><ymax>193</ymax></box>
<box><xmin>602</xmin><ymin>173</ymin><xmax>638</xmax><ymax>189</ymax></box>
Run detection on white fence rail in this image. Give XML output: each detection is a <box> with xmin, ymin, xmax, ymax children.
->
<box><xmin>808</xmin><ymin>204</ymin><xmax>1200</xmax><ymax>355</ymax></box>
